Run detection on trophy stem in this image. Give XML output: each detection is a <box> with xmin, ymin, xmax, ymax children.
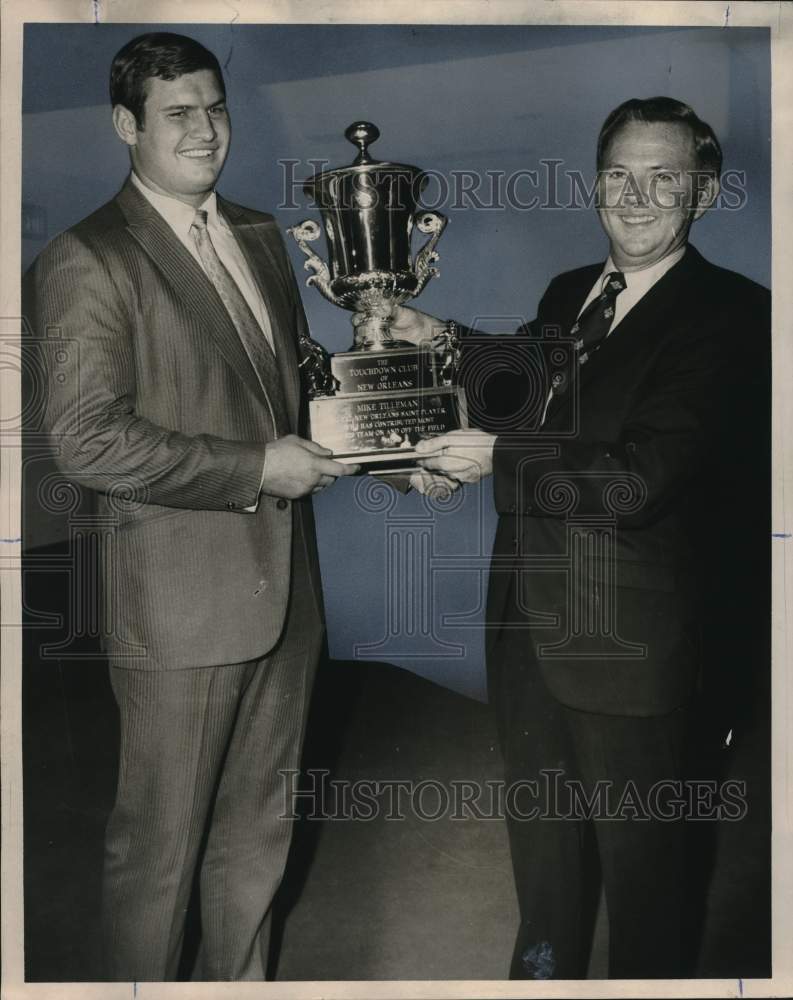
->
<box><xmin>352</xmin><ymin>311</ymin><xmax>404</xmax><ymax>351</ymax></box>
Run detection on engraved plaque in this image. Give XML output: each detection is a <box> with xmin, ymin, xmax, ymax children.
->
<box><xmin>310</xmin><ymin>385</ymin><xmax>468</xmax><ymax>468</ymax></box>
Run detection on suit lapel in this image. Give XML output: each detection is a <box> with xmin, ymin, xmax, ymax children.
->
<box><xmin>575</xmin><ymin>247</ymin><xmax>699</xmax><ymax>396</ymax></box>
<box><xmin>218</xmin><ymin>198</ymin><xmax>302</xmax><ymax>430</ymax></box>
<box><xmin>541</xmin><ymin>266</ymin><xmax>600</xmax><ymax>424</ymax></box>
<box><xmin>557</xmin><ymin>267</ymin><xmax>601</xmax><ymax>338</ymax></box>
<box><xmin>116</xmin><ymin>180</ymin><xmax>272</xmax><ymax>409</ymax></box>
<box><xmin>544</xmin><ymin>249</ymin><xmax>700</xmax><ymax>425</ymax></box>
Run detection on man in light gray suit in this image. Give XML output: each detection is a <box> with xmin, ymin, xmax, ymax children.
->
<box><xmin>24</xmin><ymin>32</ymin><xmax>356</xmax><ymax>981</ymax></box>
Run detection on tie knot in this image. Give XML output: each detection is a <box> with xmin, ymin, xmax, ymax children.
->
<box><xmin>191</xmin><ymin>209</ymin><xmax>209</xmax><ymax>231</ymax></box>
<box><xmin>603</xmin><ymin>271</ymin><xmax>626</xmax><ymax>296</ymax></box>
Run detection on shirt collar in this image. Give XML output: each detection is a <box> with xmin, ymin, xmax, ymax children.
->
<box><xmin>601</xmin><ymin>244</ymin><xmax>687</xmax><ymax>296</ymax></box>
<box><xmin>130</xmin><ymin>171</ymin><xmax>229</xmax><ymax>239</ymax></box>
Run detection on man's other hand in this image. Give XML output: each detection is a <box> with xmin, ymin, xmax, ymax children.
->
<box><xmin>414</xmin><ymin>429</ymin><xmax>497</xmax><ymax>484</ymax></box>
<box><xmin>408</xmin><ymin>469</ymin><xmax>462</xmax><ymax>498</ymax></box>
<box><xmin>386</xmin><ymin>305</ymin><xmax>449</xmax><ymax>351</ymax></box>
<box><xmin>262</xmin><ymin>435</ymin><xmax>358</xmax><ymax>499</ymax></box>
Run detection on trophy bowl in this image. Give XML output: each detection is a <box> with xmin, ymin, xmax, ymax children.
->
<box><xmin>288</xmin><ymin>122</ymin><xmax>447</xmax><ymax>351</ymax></box>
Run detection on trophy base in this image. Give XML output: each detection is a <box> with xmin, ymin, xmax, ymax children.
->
<box><xmin>309</xmin><ymin>385</ymin><xmax>468</xmax><ymax>469</ymax></box>
<box><xmin>350</xmin><ymin>337</ymin><xmax>417</xmax><ymax>353</ymax></box>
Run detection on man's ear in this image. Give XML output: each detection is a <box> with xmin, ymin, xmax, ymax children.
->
<box><xmin>112</xmin><ymin>104</ymin><xmax>139</xmax><ymax>147</ymax></box>
<box><xmin>693</xmin><ymin>174</ymin><xmax>719</xmax><ymax>220</ymax></box>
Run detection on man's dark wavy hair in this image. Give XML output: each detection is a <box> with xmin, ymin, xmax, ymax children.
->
<box><xmin>597</xmin><ymin>97</ymin><xmax>723</xmax><ymax>180</ymax></box>
<box><xmin>110</xmin><ymin>32</ymin><xmax>224</xmax><ymax>127</ymax></box>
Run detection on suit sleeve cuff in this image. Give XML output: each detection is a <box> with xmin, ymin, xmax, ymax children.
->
<box><xmin>242</xmin><ymin>452</ymin><xmax>268</xmax><ymax>512</ymax></box>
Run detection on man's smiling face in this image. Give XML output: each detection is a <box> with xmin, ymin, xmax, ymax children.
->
<box><xmin>120</xmin><ymin>69</ymin><xmax>230</xmax><ymax>206</ymax></box>
<box><xmin>596</xmin><ymin>120</ymin><xmax>717</xmax><ymax>271</ymax></box>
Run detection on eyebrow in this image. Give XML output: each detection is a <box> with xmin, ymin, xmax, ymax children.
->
<box><xmin>604</xmin><ymin>162</ymin><xmax>679</xmax><ymax>170</ymax></box>
<box><xmin>159</xmin><ymin>100</ymin><xmax>227</xmax><ymax>112</ymax></box>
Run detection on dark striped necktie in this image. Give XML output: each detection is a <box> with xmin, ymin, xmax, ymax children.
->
<box><xmin>571</xmin><ymin>270</ymin><xmax>627</xmax><ymax>365</ymax></box>
<box><xmin>190</xmin><ymin>209</ymin><xmax>289</xmax><ymax>432</ymax></box>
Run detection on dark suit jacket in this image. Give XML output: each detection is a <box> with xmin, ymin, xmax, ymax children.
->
<box><xmin>24</xmin><ymin>177</ymin><xmax>323</xmax><ymax>670</ymax></box>
<box><xmin>483</xmin><ymin>245</ymin><xmax>770</xmax><ymax>717</ymax></box>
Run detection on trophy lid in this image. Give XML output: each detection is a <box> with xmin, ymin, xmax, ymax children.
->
<box><xmin>303</xmin><ymin>122</ymin><xmax>426</xmax><ymax>204</ymax></box>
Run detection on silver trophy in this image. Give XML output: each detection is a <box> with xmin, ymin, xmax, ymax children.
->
<box><xmin>289</xmin><ymin>121</ymin><xmax>448</xmax><ymax>351</ymax></box>
<box><xmin>288</xmin><ymin>122</ymin><xmax>466</xmax><ymax>469</ymax></box>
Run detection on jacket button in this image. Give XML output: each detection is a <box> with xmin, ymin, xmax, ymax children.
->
<box><xmin>277</xmin><ymin>498</ymin><xmax>289</xmax><ymax>510</ymax></box>
<box><xmin>226</xmin><ymin>500</ymin><xmax>236</xmax><ymax>510</ymax></box>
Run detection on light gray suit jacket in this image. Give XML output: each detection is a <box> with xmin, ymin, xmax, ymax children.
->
<box><xmin>25</xmin><ymin>177</ymin><xmax>323</xmax><ymax>669</ymax></box>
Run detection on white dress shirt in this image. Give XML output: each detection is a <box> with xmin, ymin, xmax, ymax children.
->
<box><xmin>577</xmin><ymin>244</ymin><xmax>686</xmax><ymax>334</ymax></box>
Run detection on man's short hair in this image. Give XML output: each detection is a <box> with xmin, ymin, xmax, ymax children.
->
<box><xmin>597</xmin><ymin>97</ymin><xmax>723</xmax><ymax>180</ymax></box>
<box><xmin>110</xmin><ymin>32</ymin><xmax>224</xmax><ymax>127</ymax></box>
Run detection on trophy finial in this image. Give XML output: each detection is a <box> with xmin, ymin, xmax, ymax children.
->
<box><xmin>345</xmin><ymin>121</ymin><xmax>380</xmax><ymax>165</ymax></box>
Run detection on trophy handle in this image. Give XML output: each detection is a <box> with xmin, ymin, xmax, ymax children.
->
<box><xmin>286</xmin><ymin>220</ymin><xmax>344</xmax><ymax>308</ymax></box>
<box><xmin>411</xmin><ymin>211</ymin><xmax>447</xmax><ymax>296</ymax></box>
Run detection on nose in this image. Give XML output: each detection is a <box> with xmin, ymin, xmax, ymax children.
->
<box><xmin>623</xmin><ymin>177</ymin><xmax>649</xmax><ymax>208</ymax></box>
<box><xmin>189</xmin><ymin>110</ymin><xmax>217</xmax><ymax>141</ymax></box>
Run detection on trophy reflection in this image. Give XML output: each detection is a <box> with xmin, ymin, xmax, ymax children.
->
<box><xmin>288</xmin><ymin>122</ymin><xmax>467</xmax><ymax>471</ymax></box>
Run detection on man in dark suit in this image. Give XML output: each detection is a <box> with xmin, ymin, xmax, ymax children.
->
<box><xmin>401</xmin><ymin>98</ymin><xmax>770</xmax><ymax>978</ymax></box>
<box><xmin>24</xmin><ymin>32</ymin><xmax>356</xmax><ymax>981</ymax></box>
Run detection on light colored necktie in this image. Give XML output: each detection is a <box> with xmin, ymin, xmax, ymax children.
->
<box><xmin>190</xmin><ymin>209</ymin><xmax>289</xmax><ymax>432</ymax></box>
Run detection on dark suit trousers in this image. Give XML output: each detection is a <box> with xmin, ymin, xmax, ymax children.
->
<box><xmin>101</xmin><ymin>520</ymin><xmax>323</xmax><ymax>981</ymax></box>
<box><xmin>489</xmin><ymin>625</ymin><xmax>688</xmax><ymax>980</ymax></box>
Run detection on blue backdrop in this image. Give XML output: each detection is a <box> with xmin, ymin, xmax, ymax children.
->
<box><xmin>22</xmin><ymin>23</ymin><xmax>770</xmax><ymax>699</ymax></box>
